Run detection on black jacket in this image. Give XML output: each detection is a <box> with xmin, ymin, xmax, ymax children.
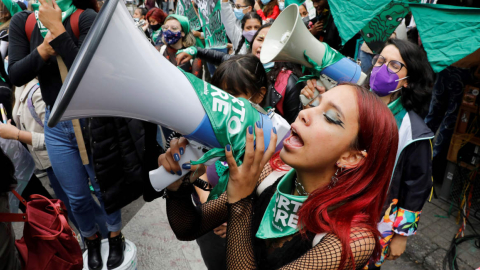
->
<box><xmin>196</xmin><ymin>48</ymin><xmax>301</xmax><ymax>123</ymax></box>
<box><xmin>88</xmin><ymin>117</ymin><xmax>163</xmax><ymax>214</ymax></box>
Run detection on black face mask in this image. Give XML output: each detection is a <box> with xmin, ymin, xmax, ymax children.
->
<box><xmin>150</xmin><ymin>24</ymin><xmax>161</xmax><ymax>31</ymax></box>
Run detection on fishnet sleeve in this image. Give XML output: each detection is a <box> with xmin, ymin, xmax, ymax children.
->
<box><xmin>166</xmin><ymin>184</ymin><xmax>228</xmax><ymax>241</ymax></box>
<box><xmin>279</xmin><ymin>229</ymin><xmax>376</xmax><ymax>270</ymax></box>
<box><xmin>226</xmin><ymin>196</ymin><xmax>257</xmax><ymax>270</ymax></box>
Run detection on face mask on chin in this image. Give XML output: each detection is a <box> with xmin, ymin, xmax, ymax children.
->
<box><xmin>150</xmin><ymin>24</ymin><xmax>161</xmax><ymax>31</ymax></box>
<box><xmin>370</xmin><ymin>65</ymin><xmax>408</xmax><ymax>97</ymax></box>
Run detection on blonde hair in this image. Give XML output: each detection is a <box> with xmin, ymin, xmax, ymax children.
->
<box><xmin>0</xmin><ymin>19</ymin><xmax>11</xmax><ymax>31</ymax></box>
<box><xmin>162</xmin><ymin>17</ymin><xmax>196</xmax><ymax>48</ymax></box>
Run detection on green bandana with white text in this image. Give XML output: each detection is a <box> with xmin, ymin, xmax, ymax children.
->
<box><xmin>256</xmin><ymin>169</ymin><xmax>307</xmax><ymax>239</ymax></box>
<box><xmin>181</xmin><ymin>71</ymin><xmax>262</xmax><ymax>201</ymax></box>
<box><xmin>31</xmin><ymin>0</ymin><xmax>77</xmax><ymax>38</ymax></box>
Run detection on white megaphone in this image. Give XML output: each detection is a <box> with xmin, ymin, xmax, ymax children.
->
<box><xmin>260</xmin><ymin>4</ymin><xmax>367</xmax><ymax>105</ymax></box>
<box><xmin>47</xmin><ymin>0</ymin><xmax>290</xmax><ymax>192</ymax></box>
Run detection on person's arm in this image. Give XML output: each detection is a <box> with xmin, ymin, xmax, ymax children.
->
<box><xmin>282</xmin><ymin>74</ymin><xmax>302</xmax><ymax>124</ymax></box>
<box><xmin>196</xmin><ymin>47</ymin><xmax>232</xmax><ymax>66</ymax></box>
<box><xmin>220</xmin><ymin>2</ymin><xmax>243</xmax><ymax>51</ymax></box>
<box><xmin>30</xmin><ymin>90</ymin><xmax>47</xmax><ymax>151</ymax></box>
<box><xmin>8</xmin><ymin>12</ymin><xmax>48</xmax><ymax>87</ymax></box>
<box><xmin>0</xmin><ymin>120</ymin><xmax>33</xmax><ymax>145</ymax></box>
<box><xmin>166</xmin><ymin>185</ymin><xmax>229</xmax><ymax>240</ymax></box>
<box><xmin>388</xmin><ymin>140</ymin><xmax>432</xmax><ymax>259</ymax></box>
<box><xmin>49</xmin><ymin>9</ymin><xmax>97</xmax><ymax>70</ymax></box>
<box><xmin>278</xmin><ymin>229</ymin><xmax>375</xmax><ymax>269</ymax></box>
<box><xmin>191</xmin><ymin>58</ymin><xmax>203</xmax><ymax>79</ymax></box>
<box><xmin>256</xmin><ymin>8</ymin><xmax>267</xmax><ymax>21</ymax></box>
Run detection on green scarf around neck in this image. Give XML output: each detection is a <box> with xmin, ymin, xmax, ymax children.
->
<box><xmin>31</xmin><ymin>0</ymin><xmax>77</xmax><ymax>38</ymax></box>
<box><xmin>256</xmin><ymin>169</ymin><xmax>308</xmax><ymax>239</ymax></box>
<box><xmin>387</xmin><ymin>97</ymin><xmax>406</xmax><ymax>129</ymax></box>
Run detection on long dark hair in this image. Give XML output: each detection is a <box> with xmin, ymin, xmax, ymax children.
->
<box><xmin>211</xmin><ymin>55</ymin><xmax>268</xmax><ymax>106</ymax></box>
<box><xmin>73</xmin><ymin>0</ymin><xmax>100</xmax><ymax>12</ymax></box>
<box><xmin>234</xmin><ymin>12</ymin><xmax>262</xmax><ymax>55</ymax></box>
<box><xmin>366</xmin><ymin>39</ymin><xmax>433</xmax><ymax>117</ymax></box>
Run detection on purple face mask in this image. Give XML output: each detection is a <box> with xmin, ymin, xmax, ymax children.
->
<box><xmin>370</xmin><ymin>64</ymin><xmax>408</xmax><ymax>97</ymax></box>
<box><xmin>242</xmin><ymin>30</ymin><xmax>257</xmax><ymax>42</ymax></box>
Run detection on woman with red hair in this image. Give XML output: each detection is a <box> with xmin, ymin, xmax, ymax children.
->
<box><xmin>161</xmin><ymin>84</ymin><xmax>399</xmax><ymax>269</ymax></box>
<box><xmin>145</xmin><ymin>7</ymin><xmax>167</xmax><ymax>50</ymax></box>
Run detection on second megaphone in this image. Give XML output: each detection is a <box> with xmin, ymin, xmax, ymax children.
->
<box><xmin>47</xmin><ymin>0</ymin><xmax>290</xmax><ymax>192</ymax></box>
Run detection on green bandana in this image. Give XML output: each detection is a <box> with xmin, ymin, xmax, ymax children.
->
<box><xmin>31</xmin><ymin>0</ymin><xmax>77</xmax><ymax>38</ymax></box>
<box><xmin>298</xmin><ymin>43</ymin><xmax>344</xmax><ymax>83</ymax></box>
<box><xmin>176</xmin><ymin>46</ymin><xmax>197</xmax><ymax>57</ymax></box>
<box><xmin>1</xmin><ymin>0</ymin><xmax>23</xmax><ymax>17</ymax></box>
<box><xmin>388</xmin><ymin>97</ymin><xmax>406</xmax><ymax>129</ymax></box>
<box><xmin>166</xmin><ymin>14</ymin><xmax>190</xmax><ymax>34</ymax></box>
<box><xmin>152</xmin><ymin>29</ymin><xmax>162</xmax><ymax>44</ymax></box>
<box><xmin>256</xmin><ymin>169</ymin><xmax>307</xmax><ymax>239</ymax></box>
<box><xmin>181</xmin><ymin>71</ymin><xmax>262</xmax><ymax>201</ymax></box>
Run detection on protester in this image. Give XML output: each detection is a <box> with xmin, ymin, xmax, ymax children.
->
<box><xmin>365</xmin><ymin>39</ymin><xmax>434</xmax><ymax>268</ymax></box>
<box><xmin>134</xmin><ymin>6</ymin><xmax>147</xmax><ymax>22</ymax></box>
<box><xmin>161</xmin><ymin>14</ymin><xmax>203</xmax><ymax>79</ymax></box>
<box><xmin>220</xmin><ymin>0</ymin><xmax>261</xmax><ymax>55</ymax></box>
<box><xmin>299</xmin><ymin>3</ymin><xmax>309</xmax><ymax>20</ymax></box>
<box><xmin>8</xmin><ymin>0</ymin><xmax>125</xmax><ymax>269</ymax></box>
<box><xmin>162</xmin><ymin>84</ymin><xmax>399</xmax><ymax>269</ymax></box>
<box><xmin>177</xmin><ymin>23</ymin><xmax>303</xmax><ymax>123</ymax></box>
<box><xmin>145</xmin><ymin>7</ymin><xmax>167</xmax><ymax>50</ymax></box>
<box><xmin>254</xmin><ymin>0</ymin><xmax>279</xmax><ymax>22</ymax></box>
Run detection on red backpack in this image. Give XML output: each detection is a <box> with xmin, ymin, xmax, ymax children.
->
<box><xmin>25</xmin><ymin>9</ymin><xmax>84</xmax><ymax>41</ymax></box>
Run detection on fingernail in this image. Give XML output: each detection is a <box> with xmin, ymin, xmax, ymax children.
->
<box><xmin>256</xmin><ymin>121</ymin><xmax>262</xmax><ymax>128</ymax></box>
<box><xmin>179</xmin><ymin>147</ymin><xmax>184</xmax><ymax>155</ymax></box>
<box><xmin>248</xmin><ymin>126</ymin><xmax>253</xmax><ymax>134</ymax></box>
<box><xmin>170</xmin><ymin>170</ymin><xmax>175</xmax><ymax>175</ymax></box>
<box><xmin>226</xmin><ymin>144</ymin><xmax>231</xmax><ymax>152</ymax></box>
<box><xmin>273</xmin><ymin>127</ymin><xmax>277</xmax><ymax>134</ymax></box>
<box><xmin>182</xmin><ymin>163</ymin><xmax>191</xmax><ymax>170</ymax></box>
<box><xmin>174</xmin><ymin>153</ymin><xmax>180</xmax><ymax>161</ymax></box>
<box><xmin>176</xmin><ymin>170</ymin><xmax>182</xmax><ymax>176</ymax></box>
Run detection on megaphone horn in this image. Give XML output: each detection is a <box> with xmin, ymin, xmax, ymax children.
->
<box><xmin>47</xmin><ymin>0</ymin><xmax>290</xmax><ymax>192</ymax></box>
<box><xmin>260</xmin><ymin>4</ymin><xmax>367</xmax><ymax>88</ymax></box>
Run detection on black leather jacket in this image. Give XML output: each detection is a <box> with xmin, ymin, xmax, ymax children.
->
<box><xmin>196</xmin><ymin>48</ymin><xmax>302</xmax><ymax>123</ymax></box>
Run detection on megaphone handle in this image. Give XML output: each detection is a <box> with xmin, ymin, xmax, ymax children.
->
<box><xmin>149</xmin><ymin>144</ymin><xmax>205</xmax><ymax>192</ymax></box>
<box><xmin>300</xmin><ymin>80</ymin><xmax>326</xmax><ymax>107</ymax></box>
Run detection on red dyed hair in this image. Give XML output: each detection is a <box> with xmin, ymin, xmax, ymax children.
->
<box><xmin>285</xmin><ymin>84</ymin><xmax>398</xmax><ymax>269</ymax></box>
<box><xmin>145</xmin><ymin>7</ymin><xmax>167</xmax><ymax>25</ymax></box>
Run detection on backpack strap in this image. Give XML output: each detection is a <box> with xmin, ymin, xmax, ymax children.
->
<box><xmin>0</xmin><ymin>190</ymin><xmax>28</xmax><ymax>223</ymax></box>
<box><xmin>25</xmin><ymin>9</ymin><xmax>84</xmax><ymax>42</ymax></box>
<box><xmin>69</xmin><ymin>9</ymin><xmax>84</xmax><ymax>40</ymax></box>
<box><xmin>25</xmin><ymin>13</ymin><xmax>36</xmax><ymax>42</ymax></box>
<box><xmin>26</xmin><ymin>83</ymin><xmax>44</xmax><ymax>128</ymax></box>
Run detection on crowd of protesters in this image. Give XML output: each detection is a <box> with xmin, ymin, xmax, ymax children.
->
<box><xmin>1</xmin><ymin>0</ymin><xmax>479</xmax><ymax>269</ymax></box>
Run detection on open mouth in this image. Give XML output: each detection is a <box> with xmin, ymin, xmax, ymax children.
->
<box><xmin>284</xmin><ymin>126</ymin><xmax>304</xmax><ymax>149</ymax></box>
<box><xmin>256</xmin><ymin>49</ymin><xmax>261</xmax><ymax>58</ymax></box>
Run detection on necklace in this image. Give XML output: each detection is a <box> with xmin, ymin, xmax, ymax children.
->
<box><xmin>294</xmin><ymin>178</ymin><xmax>309</xmax><ymax>196</ymax></box>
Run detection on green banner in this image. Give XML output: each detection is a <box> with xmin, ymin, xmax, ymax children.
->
<box><xmin>196</xmin><ymin>0</ymin><xmax>227</xmax><ymax>49</ymax></box>
<box><xmin>410</xmin><ymin>3</ymin><xmax>480</xmax><ymax>73</ymax></box>
<box><xmin>181</xmin><ymin>71</ymin><xmax>262</xmax><ymax>200</ymax></box>
<box><xmin>31</xmin><ymin>0</ymin><xmax>77</xmax><ymax>38</ymax></box>
<box><xmin>285</xmin><ymin>0</ymin><xmax>305</xmax><ymax>8</ymax></box>
<box><xmin>176</xmin><ymin>0</ymin><xmax>202</xmax><ymax>31</ymax></box>
<box><xmin>329</xmin><ymin>0</ymin><xmax>391</xmax><ymax>45</ymax></box>
<box><xmin>360</xmin><ymin>0</ymin><xmax>418</xmax><ymax>54</ymax></box>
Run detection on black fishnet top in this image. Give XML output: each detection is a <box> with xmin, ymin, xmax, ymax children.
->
<box><xmin>166</xmin><ymin>176</ymin><xmax>375</xmax><ymax>269</ymax></box>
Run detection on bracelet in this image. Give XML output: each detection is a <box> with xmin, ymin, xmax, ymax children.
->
<box><xmin>16</xmin><ymin>130</ymin><xmax>20</xmax><ymax>140</ymax></box>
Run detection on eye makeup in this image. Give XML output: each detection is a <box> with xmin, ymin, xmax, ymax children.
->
<box><xmin>323</xmin><ymin>110</ymin><xmax>345</xmax><ymax>129</ymax></box>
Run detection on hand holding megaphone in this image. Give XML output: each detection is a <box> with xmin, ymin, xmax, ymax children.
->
<box><xmin>299</xmin><ymin>79</ymin><xmax>326</xmax><ymax>108</ymax></box>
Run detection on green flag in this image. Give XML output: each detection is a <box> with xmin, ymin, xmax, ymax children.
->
<box><xmin>175</xmin><ymin>0</ymin><xmax>202</xmax><ymax>31</ymax></box>
<box><xmin>196</xmin><ymin>0</ymin><xmax>228</xmax><ymax>49</ymax></box>
<box><xmin>360</xmin><ymin>0</ymin><xmax>419</xmax><ymax>54</ymax></box>
<box><xmin>328</xmin><ymin>0</ymin><xmax>391</xmax><ymax>45</ymax></box>
<box><xmin>1</xmin><ymin>0</ymin><xmax>23</xmax><ymax>16</ymax></box>
<box><xmin>410</xmin><ymin>3</ymin><xmax>480</xmax><ymax>73</ymax></box>
<box><xmin>31</xmin><ymin>0</ymin><xmax>77</xmax><ymax>38</ymax></box>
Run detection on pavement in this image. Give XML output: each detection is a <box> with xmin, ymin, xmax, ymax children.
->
<box><xmin>12</xmin><ymin>176</ymin><xmax>480</xmax><ymax>270</ymax></box>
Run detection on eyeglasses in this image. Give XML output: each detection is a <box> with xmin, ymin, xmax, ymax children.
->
<box><xmin>371</xmin><ymin>55</ymin><xmax>406</xmax><ymax>74</ymax></box>
<box><xmin>161</xmin><ymin>25</ymin><xmax>181</xmax><ymax>32</ymax></box>
<box><xmin>232</xmin><ymin>4</ymin><xmax>248</xmax><ymax>9</ymax></box>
